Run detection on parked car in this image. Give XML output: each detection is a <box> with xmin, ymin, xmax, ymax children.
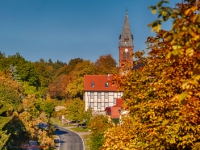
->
<box><xmin>37</xmin><ymin>123</ymin><xmax>49</xmax><ymax>130</ymax></box>
<box><xmin>53</xmin><ymin>124</ymin><xmax>59</xmax><ymax>131</ymax></box>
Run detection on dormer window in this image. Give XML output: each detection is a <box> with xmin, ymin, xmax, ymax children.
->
<box><xmin>105</xmin><ymin>82</ymin><xmax>109</xmax><ymax>87</ymax></box>
<box><xmin>91</xmin><ymin>82</ymin><xmax>95</xmax><ymax>87</ymax></box>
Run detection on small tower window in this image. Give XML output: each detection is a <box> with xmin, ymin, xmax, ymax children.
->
<box><xmin>127</xmin><ymin>52</ymin><xmax>130</xmax><ymax>60</ymax></box>
<box><xmin>123</xmin><ymin>51</ymin><xmax>130</xmax><ymax>60</ymax></box>
<box><xmin>123</xmin><ymin>52</ymin><xmax>126</xmax><ymax>60</ymax></box>
<box><xmin>124</xmin><ymin>38</ymin><xmax>129</xmax><ymax>43</ymax></box>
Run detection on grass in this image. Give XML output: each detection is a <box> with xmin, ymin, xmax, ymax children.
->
<box><xmin>50</xmin><ymin>117</ymin><xmax>72</xmax><ymax>127</ymax></box>
<box><xmin>81</xmin><ymin>134</ymin><xmax>90</xmax><ymax>150</ymax></box>
<box><xmin>70</xmin><ymin>127</ymin><xmax>89</xmax><ymax>132</ymax></box>
<box><xmin>50</xmin><ymin>117</ymin><xmax>61</xmax><ymax>125</ymax></box>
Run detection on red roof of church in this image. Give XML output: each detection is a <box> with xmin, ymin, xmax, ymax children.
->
<box><xmin>84</xmin><ymin>75</ymin><xmax>119</xmax><ymax>91</ymax></box>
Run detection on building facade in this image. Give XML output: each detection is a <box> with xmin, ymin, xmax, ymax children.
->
<box><xmin>84</xmin><ymin>12</ymin><xmax>133</xmax><ymax>111</ymax></box>
<box><xmin>84</xmin><ymin>75</ymin><xmax>123</xmax><ymax>111</ymax></box>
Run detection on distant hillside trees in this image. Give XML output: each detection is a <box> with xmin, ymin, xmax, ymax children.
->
<box><xmin>48</xmin><ymin>74</ymin><xmax>69</xmax><ymax>100</ymax></box>
<box><xmin>0</xmin><ymin>52</ymin><xmax>118</xmax><ymax>100</ymax></box>
<box><xmin>65</xmin><ymin>58</ymin><xmax>84</xmax><ymax>74</ymax></box>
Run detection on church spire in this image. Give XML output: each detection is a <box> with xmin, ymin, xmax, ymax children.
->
<box><xmin>119</xmin><ymin>10</ymin><xmax>133</xmax><ymax>47</ymax></box>
<box><xmin>118</xmin><ymin>10</ymin><xmax>134</xmax><ymax>69</ymax></box>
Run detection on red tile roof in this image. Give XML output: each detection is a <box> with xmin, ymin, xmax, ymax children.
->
<box><xmin>111</xmin><ymin>106</ymin><xmax>121</xmax><ymax>118</ymax></box>
<box><xmin>111</xmin><ymin>98</ymin><xmax>124</xmax><ymax>119</ymax></box>
<box><xmin>84</xmin><ymin>75</ymin><xmax>119</xmax><ymax>91</ymax></box>
<box><xmin>112</xmin><ymin>98</ymin><xmax>123</xmax><ymax>107</ymax></box>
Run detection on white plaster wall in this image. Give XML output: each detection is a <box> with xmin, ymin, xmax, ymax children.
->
<box><xmin>85</xmin><ymin>91</ymin><xmax>123</xmax><ymax>111</ymax></box>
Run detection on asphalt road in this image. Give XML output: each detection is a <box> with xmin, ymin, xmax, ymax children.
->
<box><xmin>55</xmin><ymin>127</ymin><xmax>84</xmax><ymax>150</ymax></box>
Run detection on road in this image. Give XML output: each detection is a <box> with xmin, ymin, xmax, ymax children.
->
<box><xmin>55</xmin><ymin>127</ymin><xmax>84</xmax><ymax>150</ymax></box>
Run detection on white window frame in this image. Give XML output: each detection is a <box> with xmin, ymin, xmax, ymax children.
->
<box><xmin>97</xmin><ymin>92</ymin><xmax>101</xmax><ymax>99</ymax></box>
<box><xmin>105</xmin><ymin>102</ymin><xmax>108</xmax><ymax>108</ymax></box>
<box><xmin>97</xmin><ymin>102</ymin><xmax>101</xmax><ymax>109</ymax></box>
<box><xmin>105</xmin><ymin>92</ymin><xmax>108</xmax><ymax>99</ymax></box>
<box><xmin>90</xmin><ymin>102</ymin><xmax>94</xmax><ymax>108</ymax></box>
<box><xmin>113</xmin><ymin>98</ymin><xmax>116</xmax><ymax>104</ymax></box>
<box><xmin>90</xmin><ymin>92</ymin><xmax>94</xmax><ymax>99</ymax></box>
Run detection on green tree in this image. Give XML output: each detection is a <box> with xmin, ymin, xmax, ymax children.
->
<box><xmin>64</xmin><ymin>98</ymin><xmax>85</xmax><ymax>122</ymax></box>
<box><xmin>17</xmin><ymin>62</ymin><xmax>40</xmax><ymax>87</ymax></box>
<box><xmin>0</xmin><ymin>73</ymin><xmax>23</xmax><ymax>148</ymax></box>
<box><xmin>66</xmin><ymin>58</ymin><xmax>83</xmax><ymax>74</ymax></box>
<box><xmin>88</xmin><ymin>115</ymin><xmax>113</xmax><ymax>150</ymax></box>
<box><xmin>41</xmin><ymin>95</ymin><xmax>55</xmax><ymax>118</ymax></box>
<box><xmin>66</xmin><ymin>60</ymin><xmax>95</xmax><ymax>99</ymax></box>
<box><xmin>34</xmin><ymin>61</ymin><xmax>53</xmax><ymax>88</ymax></box>
<box><xmin>94</xmin><ymin>54</ymin><xmax>117</xmax><ymax>75</ymax></box>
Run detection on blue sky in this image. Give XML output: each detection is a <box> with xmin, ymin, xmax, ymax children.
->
<box><xmin>0</xmin><ymin>0</ymin><xmax>180</xmax><ymax>64</ymax></box>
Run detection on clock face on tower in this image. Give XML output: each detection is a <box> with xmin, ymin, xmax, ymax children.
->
<box><xmin>125</xmin><ymin>48</ymin><xmax>128</xmax><ymax>53</ymax></box>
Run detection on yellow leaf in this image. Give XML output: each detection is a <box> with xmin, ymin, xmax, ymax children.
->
<box><xmin>195</xmin><ymin>14</ymin><xmax>200</xmax><ymax>23</ymax></box>
<box><xmin>186</xmin><ymin>48</ymin><xmax>194</xmax><ymax>57</ymax></box>
<box><xmin>151</xmin><ymin>8</ymin><xmax>156</xmax><ymax>14</ymax></box>
<box><xmin>162</xmin><ymin>10</ymin><xmax>167</xmax><ymax>16</ymax></box>
<box><xmin>191</xmin><ymin>6</ymin><xmax>198</xmax><ymax>12</ymax></box>
<box><xmin>162</xmin><ymin>120</ymin><xmax>169</xmax><ymax>125</ymax></box>
<box><xmin>184</xmin><ymin>8</ymin><xmax>192</xmax><ymax>16</ymax></box>
<box><xmin>179</xmin><ymin>91</ymin><xmax>187</xmax><ymax>102</ymax></box>
<box><xmin>172</xmin><ymin>45</ymin><xmax>181</xmax><ymax>50</ymax></box>
<box><xmin>193</xmin><ymin>35</ymin><xmax>199</xmax><ymax>41</ymax></box>
<box><xmin>152</xmin><ymin>24</ymin><xmax>161</xmax><ymax>32</ymax></box>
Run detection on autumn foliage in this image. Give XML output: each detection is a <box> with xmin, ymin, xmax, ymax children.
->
<box><xmin>102</xmin><ymin>0</ymin><xmax>200</xmax><ymax>149</ymax></box>
<box><xmin>88</xmin><ymin>115</ymin><xmax>113</xmax><ymax>150</ymax></box>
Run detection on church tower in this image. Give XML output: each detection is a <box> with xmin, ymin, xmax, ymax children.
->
<box><xmin>119</xmin><ymin>11</ymin><xmax>134</xmax><ymax>68</ymax></box>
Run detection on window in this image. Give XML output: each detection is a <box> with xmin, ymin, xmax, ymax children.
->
<box><xmin>105</xmin><ymin>82</ymin><xmax>109</xmax><ymax>87</ymax></box>
<box><xmin>105</xmin><ymin>102</ymin><xmax>108</xmax><ymax>108</ymax></box>
<box><xmin>90</xmin><ymin>92</ymin><xmax>94</xmax><ymax>99</ymax></box>
<box><xmin>123</xmin><ymin>52</ymin><xmax>130</xmax><ymax>60</ymax></box>
<box><xmin>123</xmin><ymin>52</ymin><xmax>126</xmax><ymax>60</ymax></box>
<box><xmin>97</xmin><ymin>92</ymin><xmax>101</xmax><ymax>99</ymax></box>
<box><xmin>91</xmin><ymin>82</ymin><xmax>95</xmax><ymax>87</ymax></box>
<box><xmin>127</xmin><ymin>52</ymin><xmax>130</xmax><ymax>60</ymax></box>
<box><xmin>124</xmin><ymin>37</ymin><xmax>129</xmax><ymax>42</ymax></box>
<box><xmin>113</xmin><ymin>98</ymin><xmax>116</xmax><ymax>104</ymax></box>
<box><xmin>90</xmin><ymin>102</ymin><xmax>94</xmax><ymax>108</ymax></box>
<box><xmin>105</xmin><ymin>92</ymin><xmax>108</xmax><ymax>99</ymax></box>
<box><xmin>97</xmin><ymin>102</ymin><xmax>101</xmax><ymax>109</ymax></box>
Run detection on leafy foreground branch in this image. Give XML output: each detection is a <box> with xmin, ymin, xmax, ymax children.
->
<box><xmin>101</xmin><ymin>0</ymin><xmax>200</xmax><ymax>149</ymax></box>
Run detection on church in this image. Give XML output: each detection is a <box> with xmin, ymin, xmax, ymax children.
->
<box><xmin>84</xmin><ymin>11</ymin><xmax>134</xmax><ymax>112</ymax></box>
